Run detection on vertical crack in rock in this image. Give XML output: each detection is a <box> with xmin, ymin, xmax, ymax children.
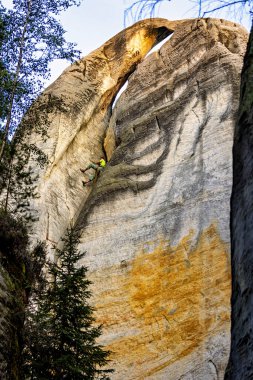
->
<box><xmin>73</xmin><ymin>19</ymin><xmax>247</xmax><ymax>379</ymax></box>
<box><xmin>25</xmin><ymin>18</ymin><xmax>187</xmax><ymax>246</ymax></box>
<box><xmin>22</xmin><ymin>17</ymin><xmax>248</xmax><ymax>380</ymax></box>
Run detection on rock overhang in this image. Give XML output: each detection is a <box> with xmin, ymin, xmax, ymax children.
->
<box><xmin>20</xmin><ymin>17</ymin><xmax>249</xmax><ymax>379</ymax></box>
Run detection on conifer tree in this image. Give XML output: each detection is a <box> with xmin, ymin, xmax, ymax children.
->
<box><xmin>23</xmin><ymin>228</ymin><xmax>112</xmax><ymax>380</ymax></box>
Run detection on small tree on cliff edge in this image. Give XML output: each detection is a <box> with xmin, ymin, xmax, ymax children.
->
<box><xmin>22</xmin><ymin>227</ymin><xmax>112</xmax><ymax>380</ymax></box>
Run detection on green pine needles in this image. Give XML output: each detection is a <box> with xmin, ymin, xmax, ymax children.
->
<box><xmin>22</xmin><ymin>228</ymin><xmax>112</xmax><ymax>380</ymax></box>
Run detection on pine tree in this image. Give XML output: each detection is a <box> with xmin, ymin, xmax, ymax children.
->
<box><xmin>23</xmin><ymin>228</ymin><xmax>112</xmax><ymax>380</ymax></box>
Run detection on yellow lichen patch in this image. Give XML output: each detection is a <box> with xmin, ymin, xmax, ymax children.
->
<box><xmin>90</xmin><ymin>224</ymin><xmax>231</xmax><ymax>379</ymax></box>
<box><xmin>127</xmin><ymin>29</ymin><xmax>157</xmax><ymax>59</ymax></box>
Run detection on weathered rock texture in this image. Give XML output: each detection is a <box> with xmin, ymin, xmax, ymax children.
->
<box><xmin>26</xmin><ymin>18</ymin><xmax>248</xmax><ymax>379</ymax></box>
<box><xmin>27</xmin><ymin>18</ymin><xmax>184</xmax><ymax>246</ymax></box>
<box><xmin>74</xmin><ymin>19</ymin><xmax>247</xmax><ymax>379</ymax></box>
<box><xmin>225</xmin><ymin>27</ymin><xmax>253</xmax><ymax>379</ymax></box>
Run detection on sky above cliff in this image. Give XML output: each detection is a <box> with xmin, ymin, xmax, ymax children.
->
<box><xmin>49</xmin><ymin>0</ymin><xmax>251</xmax><ymax>82</ymax></box>
<box><xmin>2</xmin><ymin>0</ymin><xmax>251</xmax><ymax>85</ymax></box>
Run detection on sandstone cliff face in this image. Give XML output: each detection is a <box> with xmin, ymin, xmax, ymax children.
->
<box><xmin>26</xmin><ymin>18</ymin><xmax>248</xmax><ymax>379</ymax></box>
<box><xmin>226</xmin><ymin>28</ymin><xmax>253</xmax><ymax>379</ymax></box>
<box><xmin>27</xmin><ymin>18</ymin><xmax>183</xmax><ymax>246</ymax></box>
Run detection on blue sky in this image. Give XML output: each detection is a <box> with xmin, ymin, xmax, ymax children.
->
<box><xmin>60</xmin><ymin>0</ymin><xmax>195</xmax><ymax>55</ymax></box>
<box><xmin>50</xmin><ymin>0</ymin><xmax>197</xmax><ymax>82</ymax></box>
<box><xmin>51</xmin><ymin>0</ymin><xmax>252</xmax><ymax>83</ymax></box>
<box><xmin>58</xmin><ymin>0</ymin><xmax>251</xmax><ymax>54</ymax></box>
<box><xmin>2</xmin><ymin>0</ymin><xmax>252</xmax><ymax>85</ymax></box>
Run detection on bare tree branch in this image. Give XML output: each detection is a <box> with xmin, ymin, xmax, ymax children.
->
<box><xmin>197</xmin><ymin>0</ymin><xmax>251</xmax><ymax>17</ymax></box>
<box><xmin>125</xmin><ymin>0</ymin><xmax>252</xmax><ymax>23</ymax></box>
<box><xmin>203</xmin><ymin>2</ymin><xmax>245</xmax><ymax>16</ymax></box>
<box><xmin>124</xmin><ymin>0</ymin><xmax>170</xmax><ymax>24</ymax></box>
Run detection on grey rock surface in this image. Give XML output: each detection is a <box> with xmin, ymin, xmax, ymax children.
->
<box><xmin>23</xmin><ymin>17</ymin><xmax>248</xmax><ymax>380</ymax></box>
<box><xmin>25</xmin><ymin>18</ymin><xmax>183</xmax><ymax>248</ymax></box>
<box><xmin>74</xmin><ymin>19</ymin><xmax>247</xmax><ymax>379</ymax></box>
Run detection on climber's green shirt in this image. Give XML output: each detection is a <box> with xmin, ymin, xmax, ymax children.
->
<box><xmin>99</xmin><ymin>158</ymin><xmax>106</xmax><ymax>168</ymax></box>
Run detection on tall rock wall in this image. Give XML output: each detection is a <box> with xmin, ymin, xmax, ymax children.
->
<box><xmin>25</xmin><ymin>18</ymin><xmax>248</xmax><ymax>379</ymax></box>
<box><xmin>226</xmin><ymin>27</ymin><xmax>253</xmax><ymax>379</ymax></box>
<box><xmin>75</xmin><ymin>19</ymin><xmax>247</xmax><ymax>379</ymax></box>
<box><xmin>26</xmin><ymin>18</ymin><xmax>184</xmax><ymax>247</ymax></box>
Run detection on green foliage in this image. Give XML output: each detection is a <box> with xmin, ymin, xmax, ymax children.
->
<box><xmin>0</xmin><ymin>141</ymin><xmax>40</xmax><ymax>223</ymax></box>
<box><xmin>0</xmin><ymin>0</ymin><xmax>82</xmax><ymax>139</ymax></box>
<box><xmin>0</xmin><ymin>207</ymin><xmax>28</xmax><ymax>258</ymax></box>
<box><xmin>0</xmin><ymin>5</ymin><xmax>13</xmax><ymax>121</ymax></box>
<box><xmin>0</xmin><ymin>210</ymin><xmax>47</xmax><ymax>380</ymax></box>
<box><xmin>22</xmin><ymin>228</ymin><xmax>112</xmax><ymax>380</ymax></box>
<box><xmin>0</xmin><ymin>0</ymin><xmax>83</xmax><ymax>220</ymax></box>
<box><xmin>0</xmin><ymin>208</ymin><xmax>47</xmax><ymax>291</ymax></box>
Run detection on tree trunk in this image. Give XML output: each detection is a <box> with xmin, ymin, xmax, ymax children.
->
<box><xmin>0</xmin><ymin>0</ymin><xmax>32</xmax><ymax>161</ymax></box>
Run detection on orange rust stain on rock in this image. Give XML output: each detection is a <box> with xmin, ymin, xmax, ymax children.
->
<box><xmin>91</xmin><ymin>224</ymin><xmax>231</xmax><ymax>378</ymax></box>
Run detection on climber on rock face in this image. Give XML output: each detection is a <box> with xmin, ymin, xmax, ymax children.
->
<box><xmin>81</xmin><ymin>157</ymin><xmax>106</xmax><ymax>186</ymax></box>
